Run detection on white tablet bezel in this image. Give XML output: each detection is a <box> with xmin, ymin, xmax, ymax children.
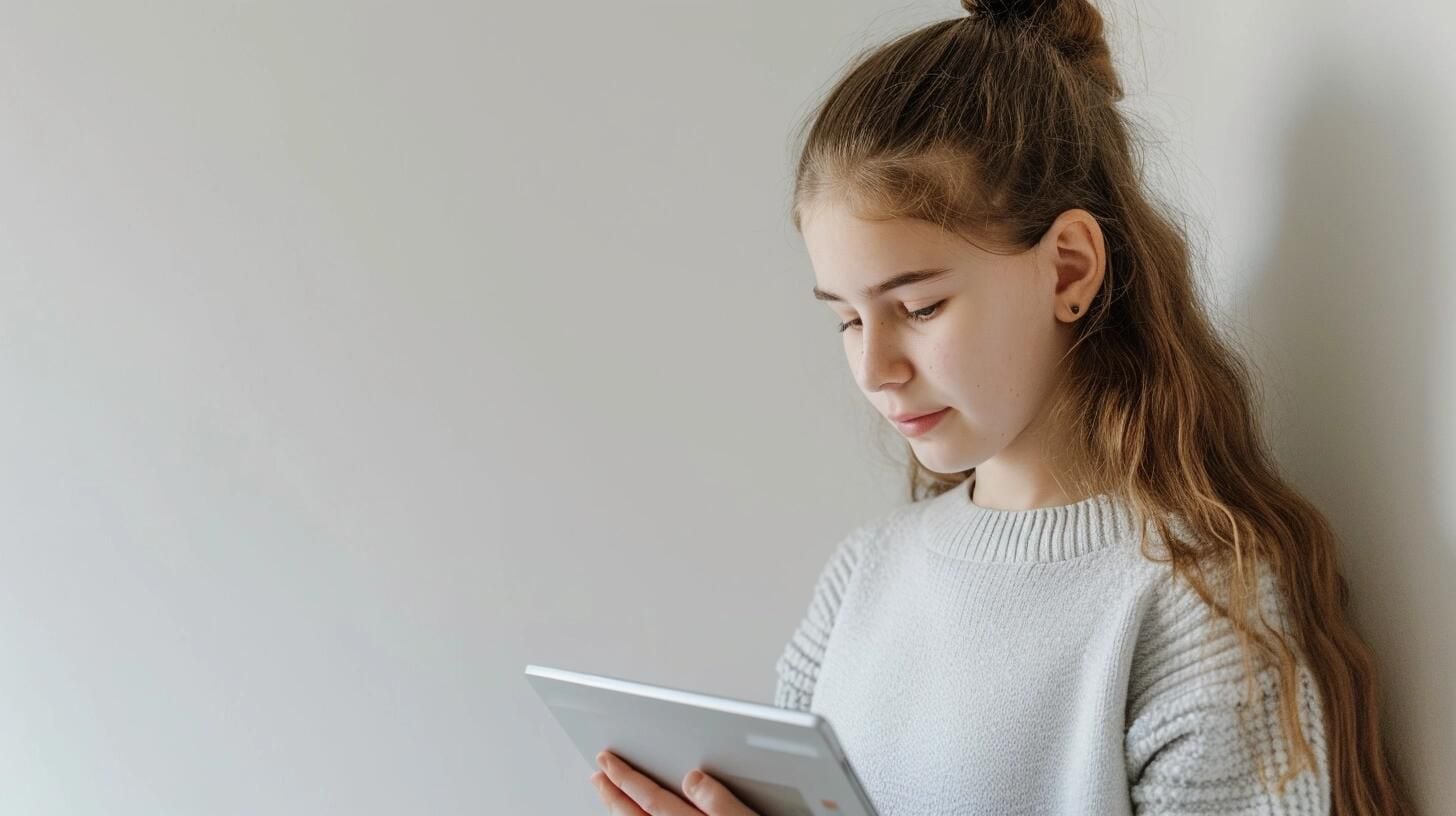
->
<box><xmin>524</xmin><ymin>663</ymin><xmax>879</xmax><ymax>816</ymax></box>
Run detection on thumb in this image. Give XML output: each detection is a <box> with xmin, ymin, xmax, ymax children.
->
<box><xmin>680</xmin><ymin>769</ymin><xmax>756</xmax><ymax>816</ymax></box>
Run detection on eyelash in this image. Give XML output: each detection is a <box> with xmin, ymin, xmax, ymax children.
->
<box><xmin>837</xmin><ymin>300</ymin><xmax>945</xmax><ymax>334</ymax></box>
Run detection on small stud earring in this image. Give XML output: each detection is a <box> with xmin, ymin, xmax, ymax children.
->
<box><xmin>1070</xmin><ymin>304</ymin><xmax>1080</xmax><ymax>315</ymax></box>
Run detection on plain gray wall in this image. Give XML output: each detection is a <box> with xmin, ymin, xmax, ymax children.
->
<box><xmin>0</xmin><ymin>1</ymin><xmax>1450</xmax><ymax>814</ymax></box>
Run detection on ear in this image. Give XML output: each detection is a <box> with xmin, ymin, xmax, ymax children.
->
<box><xmin>1038</xmin><ymin>209</ymin><xmax>1106</xmax><ymax>322</ymax></box>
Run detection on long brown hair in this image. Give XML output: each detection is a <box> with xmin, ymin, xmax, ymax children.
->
<box><xmin>787</xmin><ymin>1</ymin><xmax>1413</xmax><ymax>812</ymax></box>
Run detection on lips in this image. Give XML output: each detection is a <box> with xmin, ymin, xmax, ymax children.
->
<box><xmin>893</xmin><ymin>406</ymin><xmax>951</xmax><ymax>438</ymax></box>
<box><xmin>890</xmin><ymin>408</ymin><xmax>947</xmax><ymax>422</ymax></box>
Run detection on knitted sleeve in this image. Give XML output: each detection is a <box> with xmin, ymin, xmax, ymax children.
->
<box><xmin>1124</xmin><ymin>564</ymin><xmax>1331</xmax><ymax>814</ymax></box>
<box><xmin>772</xmin><ymin>521</ymin><xmax>878</xmax><ymax>711</ymax></box>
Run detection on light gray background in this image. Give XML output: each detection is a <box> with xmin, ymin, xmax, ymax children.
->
<box><xmin>0</xmin><ymin>1</ymin><xmax>1451</xmax><ymax>814</ymax></box>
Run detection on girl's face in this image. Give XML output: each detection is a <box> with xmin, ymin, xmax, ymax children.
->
<box><xmin>802</xmin><ymin>198</ymin><xmax>1095</xmax><ymax>479</ymax></box>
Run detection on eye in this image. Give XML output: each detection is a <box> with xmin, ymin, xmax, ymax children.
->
<box><xmin>836</xmin><ymin>300</ymin><xmax>945</xmax><ymax>333</ymax></box>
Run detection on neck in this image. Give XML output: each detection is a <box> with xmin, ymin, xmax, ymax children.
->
<box><xmin>969</xmin><ymin>465</ymin><xmax>1086</xmax><ymax>512</ymax></box>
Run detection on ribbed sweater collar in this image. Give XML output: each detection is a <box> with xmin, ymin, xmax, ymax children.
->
<box><xmin>917</xmin><ymin>474</ymin><xmax>1137</xmax><ymax>563</ymax></box>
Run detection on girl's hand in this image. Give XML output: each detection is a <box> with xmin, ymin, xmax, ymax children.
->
<box><xmin>589</xmin><ymin>749</ymin><xmax>758</xmax><ymax>816</ymax></box>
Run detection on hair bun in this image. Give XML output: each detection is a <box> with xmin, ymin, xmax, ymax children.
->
<box><xmin>960</xmin><ymin>0</ymin><xmax>1051</xmax><ymax>26</ymax></box>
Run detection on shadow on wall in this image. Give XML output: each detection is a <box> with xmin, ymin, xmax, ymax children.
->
<box><xmin>1235</xmin><ymin>42</ymin><xmax>1453</xmax><ymax>810</ymax></box>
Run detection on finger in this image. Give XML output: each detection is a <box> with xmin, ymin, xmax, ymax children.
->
<box><xmin>590</xmin><ymin>771</ymin><xmax>650</xmax><ymax>816</ymax></box>
<box><xmin>598</xmin><ymin>751</ymin><xmax>699</xmax><ymax>815</ymax></box>
<box><xmin>681</xmin><ymin>769</ymin><xmax>757</xmax><ymax>816</ymax></box>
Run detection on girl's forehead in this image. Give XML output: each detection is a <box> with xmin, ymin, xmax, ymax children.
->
<box><xmin>804</xmin><ymin>209</ymin><xmax>962</xmax><ymax>264</ymax></box>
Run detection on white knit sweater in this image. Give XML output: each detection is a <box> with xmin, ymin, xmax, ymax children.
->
<box><xmin>774</xmin><ymin>478</ymin><xmax>1331</xmax><ymax>815</ymax></box>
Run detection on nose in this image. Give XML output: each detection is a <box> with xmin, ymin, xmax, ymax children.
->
<box><xmin>854</xmin><ymin>317</ymin><xmax>910</xmax><ymax>392</ymax></box>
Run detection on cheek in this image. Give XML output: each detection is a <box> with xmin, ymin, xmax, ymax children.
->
<box><xmin>929</xmin><ymin>341</ymin><xmax>960</xmax><ymax>381</ymax></box>
<box><xmin>927</xmin><ymin>313</ymin><xmax>993</xmax><ymax>385</ymax></box>
<box><xmin>932</xmin><ymin>319</ymin><xmax>1035</xmax><ymax>414</ymax></box>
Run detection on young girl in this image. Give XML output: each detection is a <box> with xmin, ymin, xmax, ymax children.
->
<box><xmin>591</xmin><ymin>1</ymin><xmax>1413</xmax><ymax>813</ymax></box>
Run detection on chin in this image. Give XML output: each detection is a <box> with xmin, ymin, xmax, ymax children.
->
<box><xmin>908</xmin><ymin>446</ymin><xmax>970</xmax><ymax>476</ymax></box>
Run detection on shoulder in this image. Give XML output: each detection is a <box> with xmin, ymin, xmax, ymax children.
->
<box><xmin>805</xmin><ymin>500</ymin><xmax>916</xmax><ymax>601</ymax></box>
<box><xmin>838</xmin><ymin>499</ymin><xmax>921</xmax><ymax>557</ymax></box>
<box><xmin>1121</xmin><ymin>505</ymin><xmax>1312</xmax><ymax>723</ymax></box>
<box><xmin>1121</xmin><ymin>507</ymin><xmax>1295</xmax><ymax>639</ymax></box>
<box><xmin>1129</xmin><ymin>543</ymin><xmax>1295</xmax><ymax>698</ymax></box>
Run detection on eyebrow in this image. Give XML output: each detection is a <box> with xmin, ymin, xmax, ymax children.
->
<box><xmin>811</xmin><ymin>267</ymin><xmax>954</xmax><ymax>303</ymax></box>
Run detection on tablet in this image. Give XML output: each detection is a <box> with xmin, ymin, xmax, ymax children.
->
<box><xmin>524</xmin><ymin>663</ymin><xmax>879</xmax><ymax>816</ymax></box>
